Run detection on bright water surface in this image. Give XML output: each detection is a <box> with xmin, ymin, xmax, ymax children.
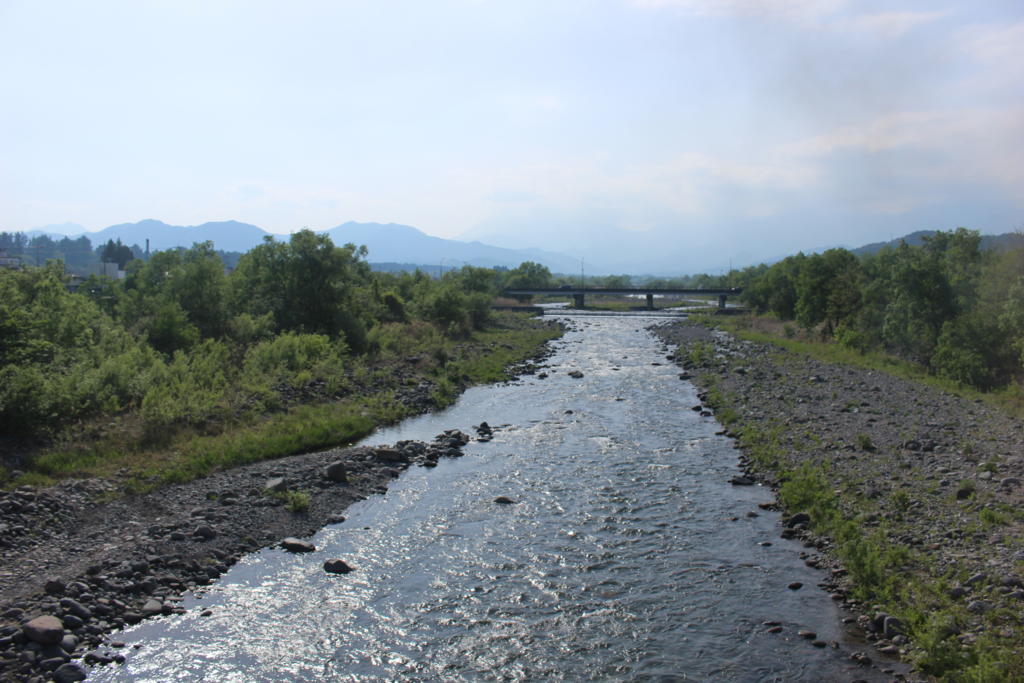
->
<box><xmin>90</xmin><ymin>315</ymin><xmax>879</xmax><ymax>682</ymax></box>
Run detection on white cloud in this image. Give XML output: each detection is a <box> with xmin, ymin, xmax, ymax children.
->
<box><xmin>630</xmin><ymin>0</ymin><xmax>846</xmax><ymax>22</ymax></box>
<box><xmin>841</xmin><ymin>10</ymin><xmax>951</xmax><ymax>39</ymax></box>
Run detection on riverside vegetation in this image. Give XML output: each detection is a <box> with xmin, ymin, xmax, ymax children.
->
<box><xmin>0</xmin><ymin>231</ymin><xmax>562</xmax><ymax>490</ymax></box>
<box><xmin>714</xmin><ymin>227</ymin><xmax>1024</xmax><ymax>405</ymax></box>
<box><xmin>651</xmin><ymin>228</ymin><xmax>1024</xmax><ymax>681</ymax></box>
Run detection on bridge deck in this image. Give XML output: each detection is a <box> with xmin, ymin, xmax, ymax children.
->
<box><xmin>502</xmin><ymin>287</ymin><xmax>741</xmax><ymax>295</ymax></box>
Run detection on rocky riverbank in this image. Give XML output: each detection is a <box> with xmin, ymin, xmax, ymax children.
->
<box><xmin>0</xmin><ymin>428</ymin><xmax>503</xmax><ymax>681</ymax></box>
<box><xmin>654</xmin><ymin>319</ymin><xmax>1024</xmax><ymax>680</ymax></box>
<box><xmin>0</xmin><ymin>317</ymin><xmax>562</xmax><ymax>682</ymax></box>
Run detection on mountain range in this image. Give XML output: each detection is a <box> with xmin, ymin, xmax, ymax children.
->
<box><xmin>17</xmin><ymin>219</ymin><xmax>594</xmax><ymax>275</ymax></box>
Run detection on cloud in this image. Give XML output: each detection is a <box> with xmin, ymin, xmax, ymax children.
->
<box><xmin>629</xmin><ymin>0</ymin><xmax>846</xmax><ymax>23</ymax></box>
<box><xmin>840</xmin><ymin>10</ymin><xmax>952</xmax><ymax>39</ymax></box>
<box><xmin>956</xmin><ymin>20</ymin><xmax>1024</xmax><ymax>92</ymax></box>
<box><xmin>780</xmin><ymin>106</ymin><xmax>1024</xmax><ymax>213</ymax></box>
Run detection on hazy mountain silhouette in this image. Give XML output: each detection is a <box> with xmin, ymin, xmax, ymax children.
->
<box><xmin>19</xmin><ymin>219</ymin><xmax>591</xmax><ymax>273</ymax></box>
<box><xmin>849</xmin><ymin>230</ymin><xmax>1024</xmax><ymax>257</ymax></box>
<box><xmin>323</xmin><ymin>222</ymin><xmax>591</xmax><ymax>273</ymax></box>
<box><xmin>86</xmin><ymin>219</ymin><xmax>268</xmax><ymax>253</ymax></box>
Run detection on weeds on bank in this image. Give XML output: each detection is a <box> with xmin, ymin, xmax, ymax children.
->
<box><xmin>273</xmin><ymin>489</ymin><xmax>311</xmax><ymax>513</ymax></box>
<box><xmin>698</xmin><ymin>374</ymin><xmax>1024</xmax><ymax>680</ymax></box>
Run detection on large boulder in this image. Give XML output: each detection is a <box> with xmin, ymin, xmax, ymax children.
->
<box><xmin>323</xmin><ymin>559</ymin><xmax>353</xmax><ymax>574</ymax></box>
<box><xmin>23</xmin><ymin>615</ymin><xmax>64</xmax><ymax>645</ymax></box>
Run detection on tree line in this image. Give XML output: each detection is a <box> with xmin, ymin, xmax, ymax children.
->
<box><xmin>733</xmin><ymin>228</ymin><xmax>1024</xmax><ymax>391</ymax></box>
<box><xmin>0</xmin><ymin>230</ymin><xmax>558</xmax><ymax>441</ymax></box>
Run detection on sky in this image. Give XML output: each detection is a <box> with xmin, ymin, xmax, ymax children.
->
<box><xmin>2</xmin><ymin>0</ymin><xmax>1022</xmax><ymax>273</ymax></box>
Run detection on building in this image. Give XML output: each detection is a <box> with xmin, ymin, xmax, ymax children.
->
<box><xmin>0</xmin><ymin>249</ymin><xmax>22</xmax><ymax>269</ymax></box>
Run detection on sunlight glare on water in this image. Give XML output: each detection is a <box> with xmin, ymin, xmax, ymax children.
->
<box><xmin>89</xmin><ymin>315</ymin><xmax>880</xmax><ymax>682</ymax></box>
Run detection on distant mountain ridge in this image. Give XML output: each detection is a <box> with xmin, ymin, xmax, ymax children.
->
<box><xmin>849</xmin><ymin>229</ymin><xmax>1024</xmax><ymax>257</ymax></box>
<box><xmin>15</xmin><ymin>219</ymin><xmax>593</xmax><ymax>274</ymax></box>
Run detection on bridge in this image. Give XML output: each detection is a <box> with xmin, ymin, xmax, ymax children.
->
<box><xmin>502</xmin><ymin>287</ymin><xmax>743</xmax><ymax>310</ymax></box>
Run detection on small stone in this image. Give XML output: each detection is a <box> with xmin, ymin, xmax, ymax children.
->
<box><xmin>788</xmin><ymin>582</ymin><xmax>803</xmax><ymax>590</ymax></box>
<box><xmin>193</xmin><ymin>525</ymin><xmax>216</xmax><ymax>540</ymax></box>
<box><xmin>53</xmin><ymin>662</ymin><xmax>87</xmax><ymax>682</ymax></box>
<box><xmin>323</xmin><ymin>559</ymin><xmax>354</xmax><ymax>574</ymax></box>
<box><xmin>967</xmin><ymin>600</ymin><xmax>991</xmax><ymax>614</ymax></box>
<box><xmin>59</xmin><ymin>634</ymin><xmax>78</xmax><ymax>653</ymax></box>
<box><xmin>324</xmin><ymin>461</ymin><xmax>349</xmax><ymax>483</ymax></box>
<box><xmin>797</xmin><ymin>630</ymin><xmax>816</xmax><ymax>640</ymax></box>
<box><xmin>44</xmin><ymin>579</ymin><xmax>66</xmax><ymax>596</ymax></box>
<box><xmin>785</xmin><ymin>512</ymin><xmax>811</xmax><ymax>528</ymax></box>
<box><xmin>141</xmin><ymin>599</ymin><xmax>163</xmax><ymax>616</ymax></box>
<box><xmin>374</xmin><ymin>448</ymin><xmax>407</xmax><ymax>464</ymax></box>
<box><xmin>493</xmin><ymin>496</ymin><xmax>517</xmax><ymax>505</ymax></box>
<box><xmin>58</xmin><ymin>598</ymin><xmax>91</xmax><ymax>621</ymax></box>
<box><xmin>729</xmin><ymin>476</ymin><xmax>755</xmax><ymax>486</ymax></box>
<box><xmin>265</xmin><ymin>477</ymin><xmax>288</xmax><ymax>492</ymax></box>
<box><xmin>965</xmin><ymin>572</ymin><xmax>987</xmax><ymax>587</ymax></box>
<box><xmin>883</xmin><ymin>616</ymin><xmax>905</xmax><ymax>638</ymax></box>
<box><xmin>568</xmin><ymin>370</ymin><xmax>584</xmax><ymax>378</ymax></box>
<box><xmin>326</xmin><ymin>514</ymin><xmax>347</xmax><ymax>525</ymax></box>
<box><xmin>281</xmin><ymin>537</ymin><xmax>316</xmax><ymax>553</ymax></box>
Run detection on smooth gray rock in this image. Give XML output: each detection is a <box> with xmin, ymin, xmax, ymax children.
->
<box><xmin>281</xmin><ymin>537</ymin><xmax>316</xmax><ymax>553</ymax></box>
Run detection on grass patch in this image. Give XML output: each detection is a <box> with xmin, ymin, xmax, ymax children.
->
<box><xmin>274</xmin><ymin>489</ymin><xmax>311</xmax><ymax>513</ymax></box>
<box><xmin>696</xmin><ymin>314</ymin><xmax>1024</xmax><ymax>420</ymax></box>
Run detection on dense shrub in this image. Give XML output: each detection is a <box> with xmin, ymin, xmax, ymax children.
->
<box><xmin>737</xmin><ymin>228</ymin><xmax>1024</xmax><ymax>390</ymax></box>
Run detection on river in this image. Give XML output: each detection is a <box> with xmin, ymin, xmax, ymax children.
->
<box><xmin>90</xmin><ymin>314</ymin><xmax>880</xmax><ymax>681</ymax></box>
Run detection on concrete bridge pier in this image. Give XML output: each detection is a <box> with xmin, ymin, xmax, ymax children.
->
<box><xmin>646</xmin><ymin>293</ymin><xmax>654</xmax><ymax>310</ymax></box>
<box><xmin>718</xmin><ymin>294</ymin><xmax>727</xmax><ymax>310</ymax></box>
<box><xmin>573</xmin><ymin>292</ymin><xmax>585</xmax><ymax>308</ymax></box>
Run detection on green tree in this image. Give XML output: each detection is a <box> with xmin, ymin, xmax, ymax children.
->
<box><xmin>100</xmin><ymin>238</ymin><xmax>134</xmax><ymax>269</ymax></box>
<box><xmin>505</xmin><ymin>261</ymin><xmax>552</xmax><ymax>289</ymax></box>
<box><xmin>230</xmin><ymin>231</ymin><xmax>371</xmax><ymax>350</ymax></box>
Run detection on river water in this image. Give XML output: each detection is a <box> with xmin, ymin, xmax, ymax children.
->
<box><xmin>90</xmin><ymin>315</ymin><xmax>879</xmax><ymax>682</ymax></box>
